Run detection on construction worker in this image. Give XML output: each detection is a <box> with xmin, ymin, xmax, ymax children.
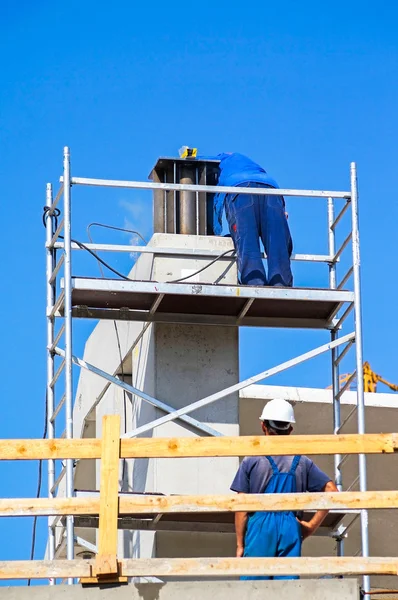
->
<box><xmin>198</xmin><ymin>152</ymin><xmax>293</xmax><ymax>287</ymax></box>
<box><xmin>231</xmin><ymin>398</ymin><xmax>338</xmax><ymax>580</ymax></box>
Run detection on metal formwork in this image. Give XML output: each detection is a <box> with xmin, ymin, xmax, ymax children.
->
<box><xmin>149</xmin><ymin>157</ymin><xmax>219</xmax><ymax>235</ymax></box>
<box><xmin>44</xmin><ymin>147</ymin><xmax>369</xmax><ymax>591</ymax></box>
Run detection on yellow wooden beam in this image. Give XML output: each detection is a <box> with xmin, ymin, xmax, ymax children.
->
<box><xmin>1</xmin><ymin>490</ymin><xmax>397</xmax><ymax>517</ymax></box>
<box><xmin>0</xmin><ymin>438</ymin><xmax>101</xmax><ymax>460</ymax></box>
<box><xmin>119</xmin><ymin>556</ymin><xmax>398</xmax><ymax>577</ymax></box>
<box><xmin>0</xmin><ymin>557</ymin><xmax>396</xmax><ymax>579</ymax></box>
<box><xmin>120</xmin><ymin>433</ymin><xmax>398</xmax><ymax>458</ymax></box>
<box><xmin>118</xmin><ymin>490</ymin><xmax>398</xmax><ymax>513</ymax></box>
<box><xmin>0</xmin><ymin>559</ymin><xmax>92</xmax><ymax>579</ymax></box>
<box><xmin>93</xmin><ymin>415</ymin><xmax>121</xmax><ymax>578</ymax></box>
<box><xmin>0</xmin><ymin>497</ymin><xmax>99</xmax><ymax>516</ymax></box>
<box><xmin>0</xmin><ymin>433</ymin><xmax>396</xmax><ymax>460</ymax></box>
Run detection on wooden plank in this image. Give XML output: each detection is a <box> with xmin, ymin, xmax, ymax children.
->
<box><xmin>0</xmin><ymin>438</ymin><xmax>101</xmax><ymax>460</ymax></box>
<box><xmin>93</xmin><ymin>415</ymin><xmax>121</xmax><ymax>577</ymax></box>
<box><xmin>120</xmin><ymin>433</ymin><xmax>398</xmax><ymax>458</ymax></box>
<box><xmin>0</xmin><ymin>559</ymin><xmax>91</xmax><ymax>579</ymax></box>
<box><xmin>1</xmin><ymin>490</ymin><xmax>398</xmax><ymax>517</ymax></box>
<box><xmin>0</xmin><ymin>557</ymin><xmax>395</xmax><ymax>579</ymax></box>
<box><xmin>119</xmin><ymin>557</ymin><xmax>398</xmax><ymax>577</ymax></box>
<box><xmin>118</xmin><ymin>490</ymin><xmax>398</xmax><ymax>513</ymax></box>
<box><xmin>0</xmin><ymin>497</ymin><xmax>99</xmax><ymax>516</ymax></box>
<box><xmin>0</xmin><ymin>433</ymin><xmax>397</xmax><ymax>461</ymax></box>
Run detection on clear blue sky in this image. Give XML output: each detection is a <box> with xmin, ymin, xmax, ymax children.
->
<box><xmin>1</xmin><ymin>0</ymin><xmax>397</xmax><ymax>583</ymax></box>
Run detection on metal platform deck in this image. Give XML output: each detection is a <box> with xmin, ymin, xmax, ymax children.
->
<box><xmin>60</xmin><ymin>277</ymin><xmax>354</xmax><ymax>329</ymax></box>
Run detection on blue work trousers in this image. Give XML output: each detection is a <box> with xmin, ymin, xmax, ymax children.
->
<box><xmin>225</xmin><ymin>183</ymin><xmax>293</xmax><ymax>287</ymax></box>
<box><xmin>241</xmin><ymin>456</ymin><xmax>302</xmax><ymax>581</ymax></box>
<box><xmin>242</xmin><ymin>511</ymin><xmax>302</xmax><ymax>581</ymax></box>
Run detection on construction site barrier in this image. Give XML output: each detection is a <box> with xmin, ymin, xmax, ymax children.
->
<box><xmin>2</xmin><ymin>415</ymin><xmax>398</xmax><ymax>583</ymax></box>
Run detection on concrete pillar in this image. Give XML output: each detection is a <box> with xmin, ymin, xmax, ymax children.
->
<box><xmin>72</xmin><ymin>234</ymin><xmax>239</xmax><ymax>564</ymax></box>
<box><xmin>127</xmin><ymin>234</ymin><xmax>240</xmax><ymax>562</ymax></box>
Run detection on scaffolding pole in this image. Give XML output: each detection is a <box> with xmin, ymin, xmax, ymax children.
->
<box><xmin>350</xmin><ymin>162</ymin><xmax>370</xmax><ymax>594</ymax></box>
<box><xmin>63</xmin><ymin>147</ymin><xmax>74</xmax><ymax>583</ymax></box>
<box><xmin>45</xmin><ymin>183</ymin><xmax>56</xmax><ymax>585</ymax></box>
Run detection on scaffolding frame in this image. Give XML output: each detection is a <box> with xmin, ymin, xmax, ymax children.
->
<box><xmin>45</xmin><ymin>147</ymin><xmax>368</xmax><ymax>590</ymax></box>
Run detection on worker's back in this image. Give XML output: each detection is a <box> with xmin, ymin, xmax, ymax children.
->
<box><xmin>217</xmin><ymin>152</ymin><xmax>279</xmax><ymax>189</ymax></box>
<box><xmin>231</xmin><ymin>454</ymin><xmax>330</xmax><ymax>495</ymax></box>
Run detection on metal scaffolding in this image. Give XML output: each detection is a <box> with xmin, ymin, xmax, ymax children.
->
<box><xmin>44</xmin><ymin>147</ymin><xmax>369</xmax><ymax>590</ymax></box>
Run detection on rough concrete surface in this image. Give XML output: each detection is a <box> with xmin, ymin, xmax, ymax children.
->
<box><xmin>0</xmin><ymin>580</ymin><xmax>359</xmax><ymax>600</ymax></box>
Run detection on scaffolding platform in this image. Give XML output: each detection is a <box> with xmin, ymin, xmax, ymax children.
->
<box><xmin>60</xmin><ymin>277</ymin><xmax>354</xmax><ymax>329</ymax></box>
<box><xmin>45</xmin><ymin>150</ymin><xmax>372</xmax><ymax>589</ymax></box>
<box><xmin>71</xmin><ymin>491</ymin><xmax>357</xmax><ymax>537</ymax></box>
<box><xmin>72</xmin><ymin>511</ymin><xmax>351</xmax><ymax>536</ymax></box>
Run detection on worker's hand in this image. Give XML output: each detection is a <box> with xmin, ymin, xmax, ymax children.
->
<box><xmin>297</xmin><ymin>519</ymin><xmax>315</xmax><ymax>540</ymax></box>
<box><xmin>236</xmin><ymin>545</ymin><xmax>245</xmax><ymax>558</ymax></box>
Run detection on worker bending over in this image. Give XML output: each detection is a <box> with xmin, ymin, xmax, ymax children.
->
<box><xmin>231</xmin><ymin>398</ymin><xmax>338</xmax><ymax>580</ymax></box>
<box><xmin>200</xmin><ymin>153</ymin><xmax>293</xmax><ymax>287</ymax></box>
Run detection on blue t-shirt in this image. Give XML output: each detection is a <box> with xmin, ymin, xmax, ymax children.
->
<box><xmin>197</xmin><ymin>153</ymin><xmax>279</xmax><ymax>235</ymax></box>
<box><xmin>231</xmin><ymin>455</ymin><xmax>331</xmax><ymax>495</ymax></box>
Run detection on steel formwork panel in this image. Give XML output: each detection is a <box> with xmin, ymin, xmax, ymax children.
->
<box><xmin>60</xmin><ymin>277</ymin><xmax>354</xmax><ymax>329</ymax></box>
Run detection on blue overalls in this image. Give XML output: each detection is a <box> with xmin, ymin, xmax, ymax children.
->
<box><xmin>197</xmin><ymin>153</ymin><xmax>293</xmax><ymax>287</ymax></box>
<box><xmin>241</xmin><ymin>455</ymin><xmax>302</xmax><ymax>581</ymax></box>
<box><xmin>226</xmin><ymin>184</ymin><xmax>293</xmax><ymax>287</ymax></box>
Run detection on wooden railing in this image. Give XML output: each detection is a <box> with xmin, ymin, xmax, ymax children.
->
<box><xmin>2</xmin><ymin>416</ymin><xmax>398</xmax><ymax>582</ymax></box>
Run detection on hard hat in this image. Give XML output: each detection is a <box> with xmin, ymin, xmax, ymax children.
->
<box><xmin>259</xmin><ymin>399</ymin><xmax>296</xmax><ymax>428</ymax></box>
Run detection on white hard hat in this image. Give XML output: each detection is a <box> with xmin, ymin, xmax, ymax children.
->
<box><xmin>259</xmin><ymin>399</ymin><xmax>296</xmax><ymax>429</ymax></box>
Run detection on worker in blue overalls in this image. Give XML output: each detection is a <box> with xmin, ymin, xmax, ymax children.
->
<box><xmin>199</xmin><ymin>153</ymin><xmax>293</xmax><ymax>287</ymax></box>
<box><xmin>231</xmin><ymin>399</ymin><xmax>338</xmax><ymax>580</ymax></box>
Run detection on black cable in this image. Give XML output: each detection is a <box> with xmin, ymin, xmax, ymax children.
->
<box><xmin>43</xmin><ymin>207</ymin><xmax>133</xmax><ymax>280</ymax></box>
<box><xmin>169</xmin><ymin>248</ymin><xmax>236</xmax><ymax>283</ymax></box>
<box><xmin>71</xmin><ymin>239</ymin><xmax>132</xmax><ymax>281</ymax></box>
<box><xmin>43</xmin><ymin>207</ymin><xmax>235</xmax><ymax>285</ymax></box>
<box><xmin>87</xmin><ymin>222</ymin><xmax>147</xmax><ymax>245</ymax></box>
<box><xmin>42</xmin><ymin>206</ymin><xmax>61</xmax><ymax>228</ymax></box>
<box><xmin>88</xmin><ymin>215</ymin><xmax>236</xmax><ymax>285</ymax></box>
<box><xmin>27</xmin><ymin>370</ymin><xmax>49</xmax><ymax>583</ymax></box>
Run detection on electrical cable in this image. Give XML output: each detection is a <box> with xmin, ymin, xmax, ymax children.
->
<box><xmin>43</xmin><ymin>207</ymin><xmax>133</xmax><ymax>281</ymax></box>
<box><xmin>87</xmin><ymin>222</ymin><xmax>147</xmax><ymax>245</ymax></box>
<box><xmin>168</xmin><ymin>248</ymin><xmax>236</xmax><ymax>283</ymax></box>
<box><xmin>43</xmin><ymin>207</ymin><xmax>236</xmax><ymax>285</ymax></box>
<box><xmin>70</xmin><ymin>238</ymin><xmax>132</xmax><ymax>281</ymax></box>
<box><xmin>28</xmin><ymin>360</ymin><xmax>49</xmax><ymax>581</ymax></box>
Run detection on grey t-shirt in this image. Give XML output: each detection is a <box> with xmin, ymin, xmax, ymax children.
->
<box><xmin>230</xmin><ymin>455</ymin><xmax>331</xmax><ymax>495</ymax></box>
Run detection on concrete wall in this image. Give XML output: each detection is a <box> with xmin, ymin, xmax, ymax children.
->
<box><xmin>0</xmin><ymin>581</ymin><xmax>359</xmax><ymax>600</ymax></box>
<box><xmin>240</xmin><ymin>384</ymin><xmax>398</xmax><ymax>590</ymax></box>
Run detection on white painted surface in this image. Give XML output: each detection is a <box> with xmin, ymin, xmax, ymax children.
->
<box><xmin>241</xmin><ymin>384</ymin><xmax>398</xmax><ymax>408</ymax></box>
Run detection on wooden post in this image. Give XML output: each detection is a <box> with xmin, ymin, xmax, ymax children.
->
<box><xmin>86</xmin><ymin>415</ymin><xmax>125</xmax><ymax>582</ymax></box>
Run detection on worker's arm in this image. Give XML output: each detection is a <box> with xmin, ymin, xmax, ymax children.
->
<box><xmin>297</xmin><ymin>480</ymin><xmax>339</xmax><ymax>539</ymax></box>
<box><xmin>231</xmin><ymin>462</ymin><xmax>250</xmax><ymax>556</ymax></box>
<box><xmin>235</xmin><ymin>494</ymin><xmax>248</xmax><ymax>557</ymax></box>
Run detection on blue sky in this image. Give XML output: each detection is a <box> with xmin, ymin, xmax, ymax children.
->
<box><xmin>1</xmin><ymin>0</ymin><xmax>398</xmax><ymax>583</ymax></box>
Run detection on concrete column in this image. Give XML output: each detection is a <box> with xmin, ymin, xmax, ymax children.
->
<box><xmin>71</xmin><ymin>233</ymin><xmax>239</xmax><ymax>565</ymax></box>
